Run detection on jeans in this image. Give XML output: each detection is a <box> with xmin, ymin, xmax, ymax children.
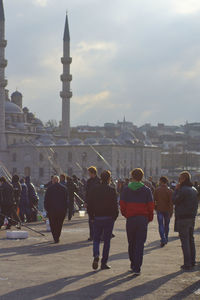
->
<box><xmin>89</xmin><ymin>216</ymin><xmax>94</xmax><ymax>239</ymax></box>
<box><xmin>126</xmin><ymin>216</ymin><xmax>148</xmax><ymax>273</ymax></box>
<box><xmin>157</xmin><ymin>211</ymin><xmax>170</xmax><ymax>244</ymax></box>
<box><xmin>93</xmin><ymin>217</ymin><xmax>115</xmax><ymax>265</ymax></box>
<box><xmin>177</xmin><ymin>218</ymin><xmax>196</xmax><ymax>267</ymax></box>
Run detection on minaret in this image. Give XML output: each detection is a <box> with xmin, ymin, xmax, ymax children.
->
<box><xmin>60</xmin><ymin>13</ymin><xmax>72</xmax><ymax>138</ymax></box>
<box><xmin>0</xmin><ymin>0</ymin><xmax>7</xmax><ymax>153</ymax></box>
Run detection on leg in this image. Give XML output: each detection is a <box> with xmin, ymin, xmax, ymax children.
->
<box><xmin>88</xmin><ymin>216</ymin><xmax>94</xmax><ymax>240</ymax></box>
<box><xmin>189</xmin><ymin>219</ymin><xmax>196</xmax><ymax>266</ymax></box>
<box><xmin>178</xmin><ymin>219</ymin><xmax>192</xmax><ymax>267</ymax></box>
<box><xmin>126</xmin><ymin>217</ymin><xmax>136</xmax><ymax>269</ymax></box>
<box><xmin>48</xmin><ymin>215</ymin><xmax>57</xmax><ymax>242</ymax></box>
<box><xmin>93</xmin><ymin>219</ymin><xmax>103</xmax><ymax>258</ymax></box>
<box><xmin>157</xmin><ymin>212</ymin><xmax>166</xmax><ymax>244</ymax></box>
<box><xmin>133</xmin><ymin>216</ymin><xmax>148</xmax><ymax>273</ymax></box>
<box><xmin>164</xmin><ymin>212</ymin><xmax>170</xmax><ymax>242</ymax></box>
<box><xmin>101</xmin><ymin>218</ymin><xmax>114</xmax><ymax>265</ymax></box>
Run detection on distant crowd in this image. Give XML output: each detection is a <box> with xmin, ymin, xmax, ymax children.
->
<box><xmin>0</xmin><ymin>167</ymin><xmax>199</xmax><ymax>274</ymax></box>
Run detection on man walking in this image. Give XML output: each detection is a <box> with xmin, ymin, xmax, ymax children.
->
<box><xmin>173</xmin><ymin>171</ymin><xmax>198</xmax><ymax>271</ymax></box>
<box><xmin>44</xmin><ymin>176</ymin><xmax>68</xmax><ymax>243</ymax></box>
<box><xmin>88</xmin><ymin>170</ymin><xmax>118</xmax><ymax>270</ymax></box>
<box><xmin>0</xmin><ymin>176</ymin><xmax>15</xmax><ymax>229</ymax></box>
<box><xmin>120</xmin><ymin>168</ymin><xmax>154</xmax><ymax>275</ymax></box>
<box><xmin>85</xmin><ymin>166</ymin><xmax>100</xmax><ymax>241</ymax></box>
<box><xmin>154</xmin><ymin>176</ymin><xmax>173</xmax><ymax>247</ymax></box>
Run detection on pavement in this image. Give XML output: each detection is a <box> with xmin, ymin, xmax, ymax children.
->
<box><xmin>0</xmin><ymin>213</ymin><xmax>200</xmax><ymax>300</ymax></box>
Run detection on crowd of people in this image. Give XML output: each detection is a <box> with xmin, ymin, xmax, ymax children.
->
<box><xmin>0</xmin><ymin>167</ymin><xmax>199</xmax><ymax>276</ymax></box>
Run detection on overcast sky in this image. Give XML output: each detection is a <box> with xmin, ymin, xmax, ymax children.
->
<box><xmin>4</xmin><ymin>0</ymin><xmax>200</xmax><ymax>126</ymax></box>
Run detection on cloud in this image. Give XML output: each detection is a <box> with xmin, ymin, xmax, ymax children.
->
<box><xmin>170</xmin><ymin>0</ymin><xmax>200</xmax><ymax>15</ymax></box>
<box><xmin>33</xmin><ymin>0</ymin><xmax>48</xmax><ymax>7</ymax></box>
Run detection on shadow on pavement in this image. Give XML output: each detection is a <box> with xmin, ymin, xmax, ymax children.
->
<box><xmin>167</xmin><ymin>279</ymin><xmax>200</xmax><ymax>300</ymax></box>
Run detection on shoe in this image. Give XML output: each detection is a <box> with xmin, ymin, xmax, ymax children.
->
<box><xmin>92</xmin><ymin>256</ymin><xmax>99</xmax><ymax>270</ymax></box>
<box><xmin>111</xmin><ymin>234</ymin><xmax>115</xmax><ymax>238</ymax></box>
<box><xmin>129</xmin><ymin>269</ymin><xmax>141</xmax><ymax>276</ymax></box>
<box><xmin>160</xmin><ymin>242</ymin><xmax>166</xmax><ymax>248</ymax></box>
<box><xmin>54</xmin><ymin>239</ymin><xmax>60</xmax><ymax>244</ymax></box>
<box><xmin>101</xmin><ymin>264</ymin><xmax>111</xmax><ymax>270</ymax></box>
<box><xmin>88</xmin><ymin>237</ymin><xmax>93</xmax><ymax>241</ymax></box>
<box><xmin>181</xmin><ymin>265</ymin><xmax>193</xmax><ymax>271</ymax></box>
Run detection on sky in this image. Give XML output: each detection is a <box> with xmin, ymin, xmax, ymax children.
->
<box><xmin>4</xmin><ymin>0</ymin><xmax>200</xmax><ymax>126</ymax></box>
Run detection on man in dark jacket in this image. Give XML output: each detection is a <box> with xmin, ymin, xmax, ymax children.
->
<box><xmin>25</xmin><ymin>176</ymin><xmax>39</xmax><ymax>222</ymax></box>
<box><xmin>0</xmin><ymin>177</ymin><xmax>14</xmax><ymax>229</ymax></box>
<box><xmin>88</xmin><ymin>170</ymin><xmax>118</xmax><ymax>270</ymax></box>
<box><xmin>44</xmin><ymin>176</ymin><xmax>68</xmax><ymax>243</ymax></box>
<box><xmin>154</xmin><ymin>176</ymin><xmax>173</xmax><ymax>247</ymax></box>
<box><xmin>19</xmin><ymin>178</ymin><xmax>30</xmax><ymax>223</ymax></box>
<box><xmin>173</xmin><ymin>171</ymin><xmax>198</xmax><ymax>271</ymax></box>
<box><xmin>85</xmin><ymin>166</ymin><xmax>100</xmax><ymax>241</ymax></box>
<box><xmin>120</xmin><ymin>168</ymin><xmax>154</xmax><ymax>275</ymax></box>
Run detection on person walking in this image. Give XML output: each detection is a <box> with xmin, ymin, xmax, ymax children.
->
<box><xmin>120</xmin><ymin>168</ymin><xmax>154</xmax><ymax>275</ymax></box>
<box><xmin>88</xmin><ymin>170</ymin><xmax>118</xmax><ymax>270</ymax></box>
<box><xmin>44</xmin><ymin>176</ymin><xmax>68</xmax><ymax>243</ymax></box>
<box><xmin>154</xmin><ymin>176</ymin><xmax>173</xmax><ymax>247</ymax></box>
<box><xmin>66</xmin><ymin>176</ymin><xmax>77</xmax><ymax>221</ymax></box>
<box><xmin>11</xmin><ymin>175</ymin><xmax>22</xmax><ymax>228</ymax></box>
<box><xmin>173</xmin><ymin>171</ymin><xmax>198</xmax><ymax>271</ymax></box>
<box><xmin>19</xmin><ymin>178</ymin><xmax>30</xmax><ymax>223</ymax></box>
<box><xmin>25</xmin><ymin>176</ymin><xmax>39</xmax><ymax>222</ymax></box>
<box><xmin>85</xmin><ymin>166</ymin><xmax>100</xmax><ymax>241</ymax></box>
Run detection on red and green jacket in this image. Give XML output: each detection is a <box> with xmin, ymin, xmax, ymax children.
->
<box><xmin>120</xmin><ymin>182</ymin><xmax>154</xmax><ymax>222</ymax></box>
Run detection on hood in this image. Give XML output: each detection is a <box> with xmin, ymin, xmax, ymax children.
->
<box><xmin>128</xmin><ymin>182</ymin><xmax>144</xmax><ymax>191</ymax></box>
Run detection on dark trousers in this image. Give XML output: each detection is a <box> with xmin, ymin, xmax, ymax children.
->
<box><xmin>177</xmin><ymin>218</ymin><xmax>196</xmax><ymax>267</ymax></box>
<box><xmin>89</xmin><ymin>216</ymin><xmax>94</xmax><ymax>239</ymax></box>
<box><xmin>157</xmin><ymin>211</ymin><xmax>170</xmax><ymax>243</ymax></box>
<box><xmin>68</xmin><ymin>199</ymin><xmax>74</xmax><ymax>220</ymax></box>
<box><xmin>48</xmin><ymin>212</ymin><xmax>66</xmax><ymax>242</ymax></box>
<box><xmin>126</xmin><ymin>216</ymin><xmax>148</xmax><ymax>273</ymax></box>
<box><xmin>93</xmin><ymin>217</ymin><xmax>114</xmax><ymax>265</ymax></box>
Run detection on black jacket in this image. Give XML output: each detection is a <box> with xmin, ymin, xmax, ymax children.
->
<box><xmin>44</xmin><ymin>183</ymin><xmax>68</xmax><ymax>215</ymax></box>
<box><xmin>0</xmin><ymin>182</ymin><xmax>14</xmax><ymax>208</ymax></box>
<box><xmin>87</xmin><ymin>183</ymin><xmax>119</xmax><ymax>220</ymax></box>
<box><xmin>67</xmin><ymin>179</ymin><xmax>78</xmax><ymax>202</ymax></box>
<box><xmin>173</xmin><ymin>185</ymin><xmax>198</xmax><ymax>219</ymax></box>
<box><xmin>85</xmin><ymin>176</ymin><xmax>100</xmax><ymax>204</ymax></box>
<box><xmin>12</xmin><ymin>182</ymin><xmax>22</xmax><ymax>206</ymax></box>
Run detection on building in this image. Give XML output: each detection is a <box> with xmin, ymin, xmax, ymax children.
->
<box><xmin>0</xmin><ymin>0</ymin><xmax>161</xmax><ymax>184</ymax></box>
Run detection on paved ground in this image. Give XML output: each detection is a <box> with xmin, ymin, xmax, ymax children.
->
<box><xmin>0</xmin><ymin>212</ymin><xmax>200</xmax><ymax>300</ymax></box>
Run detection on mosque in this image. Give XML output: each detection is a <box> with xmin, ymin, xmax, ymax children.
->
<box><xmin>0</xmin><ymin>0</ymin><xmax>161</xmax><ymax>184</ymax></box>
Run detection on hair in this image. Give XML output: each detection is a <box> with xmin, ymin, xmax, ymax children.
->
<box><xmin>88</xmin><ymin>166</ymin><xmax>97</xmax><ymax>175</ymax></box>
<box><xmin>20</xmin><ymin>178</ymin><xmax>25</xmax><ymax>184</ymax></box>
<box><xmin>179</xmin><ymin>171</ymin><xmax>193</xmax><ymax>187</ymax></box>
<box><xmin>101</xmin><ymin>170</ymin><xmax>111</xmax><ymax>184</ymax></box>
<box><xmin>52</xmin><ymin>175</ymin><xmax>60</xmax><ymax>184</ymax></box>
<box><xmin>131</xmin><ymin>168</ymin><xmax>144</xmax><ymax>182</ymax></box>
<box><xmin>60</xmin><ymin>174</ymin><xmax>66</xmax><ymax>181</ymax></box>
<box><xmin>160</xmin><ymin>176</ymin><xmax>168</xmax><ymax>184</ymax></box>
<box><xmin>0</xmin><ymin>176</ymin><xmax>6</xmax><ymax>183</ymax></box>
<box><xmin>12</xmin><ymin>174</ymin><xmax>19</xmax><ymax>183</ymax></box>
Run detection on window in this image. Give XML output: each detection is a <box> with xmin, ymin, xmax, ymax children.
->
<box><xmin>12</xmin><ymin>168</ymin><xmax>17</xmax><ymax>174</ymax></box>
<box><xmin>68</xmin><ymin>167</ymin><xmax>73</xmax><ymax>176</ymax></box>
<box><xmin>39</xmin><ymin>153</ymin><xmax>44</xmax><ymax>162</ymax></box>
<box><xmin>24</xmin><ymin>167</ymin><xmax>31</xmax><ymax>177</ymax></box>
<box><xmin>68</xmin><ymin>152</ymin><xmax>72</xmax><ymax>162</ymax></box>
<box><xmin>82</xmin><ymin>152</ymin><xmax>87</xmax><ymax>162</ymax></box>
<box><xmin>39</xmin><ymin>168</ymin><xmax>44</xmax><ymax>177</ymax></box>
<box><xmin>12</xmin><ymin>153</ymin><xmax>17</xmax><ymax>162</ymax></box>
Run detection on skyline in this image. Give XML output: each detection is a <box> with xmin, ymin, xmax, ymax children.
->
<box><xmin>4</xmin><ymin>0</ymin><xmax>200</xmax><ymax>126</ymax></box>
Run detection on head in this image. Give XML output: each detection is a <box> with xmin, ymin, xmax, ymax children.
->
<box><xmin>179</xmin><ymin>171</ymin><xmax>192</xmax><ymax>187</ymax></box>
<box><xmin>0</xmin><ymin>176</ymin><xmax>6</xmax><ymax>186</ymax></box>
<box><xmin>20</xmin><ymin>178</ymin><xmax>25</xmax><ymax>184</ymax></box>
<box><xmin>52</xmin><ymin>176</ymin><xmax>60</xmax><ymax>184</ymax></box>
<box><xmin>101</xmin><ymin>170</ymin><xmax>111</xmax><ymax>184</ymax></box>
<box><xmin>148</xmin><ymin>176</ymin><xmax>153</xmax><ymax>182</ymax></box>
<box><xmin>12</xmin><ymin>174</ymin><xmax>19</xmax><ymax>183</ymax></box>
<box><xmin>25</xmin><ymin>176</ymin><xmax>31</xmax><ymax>184</ymax></box>
<box><xmin>131</xmin><ymin>168</ymin><xmax>144</xmax><ymax>182</ymax></box>
<box><xmin>66</xmin><ymin>176</ymin><xmax>72</xmax><ymax>183</ymax></box>
<box><xmin>88</xmin><ymin>166</ymin><xmax>97</xmax><ymax>179</ymax></box>
<box><xmin>60</xmin><ymin>174</ymin><xmax>66</xmax><ymax>182</ymax></box>
<box><xmin>159</xmin><ymin>176</ymin><xmax>168</xmax><ymax>185</ymax></box>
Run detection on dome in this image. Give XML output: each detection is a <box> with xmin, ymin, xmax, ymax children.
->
<box><xmin>5</xmin><ymin>101</ymin><xmax>23</xmax><ymax>114</ymax></box>
<box><xmin>56</xmin><ymin>139</ymin><xmax>69</xmax><ymax>145</ymax></box>
<box><xmin>32</xmin><ymin>118</ymin><xmax>44</xmax><ymax>126</ymax></box>
<box><xmin>11</xmin><ymin>91</ymin><xmax>23</xmax><ymax>98</ymax></box>
<box><xmin>84</xmin><ymin>138</ymin><xmax>98</xmax><ymax>145</ymax></box>
<box><xmin>99</xmin><ymin>138</ymin><xmax>114</xmax><ymax>145</ymax></box>
<box><xmin>69</xmin><ymin>138</ymin><xmax>83</xmax><ymax>145</ymax></box>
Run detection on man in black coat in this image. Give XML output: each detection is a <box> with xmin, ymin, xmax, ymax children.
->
<box><xmin>85</xmin><ymin>166</ymin><xmax>100</xmax><ymax>241</ymax></box>
<box><xmin>88</xmin><ymin>170</ymin><xmax>119</xmax><ymax>270</ymax></box>
<box><xmin>44</xmin><ymin>176</ymin><xmax>68</xmax><ymax>243</ymax></box>
<box><xmin>67</xmin><ymin>176</ymin><xmax>78</xmax><ymax>221</ymax></box>
<box><xmin>0</xmin><ymin>177</ymin><xmax>15</xmax><ymax>229</ymax></box>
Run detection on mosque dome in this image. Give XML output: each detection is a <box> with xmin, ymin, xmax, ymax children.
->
<box><xmin>99</xmin><ymin>138</ymin><xmax>114</xmax><ymax>145</ymax></box>
<box><xmin>84</xmin><ymin>138</ymin><xmax>98</xmax><ymax>145</ymax></box>
<box><xmin>69</xmin><ymin>139</ymin><xmax>83</xmax><ymax>145</ymax></box>
<box><xmin>5</xmin><ymin>100</ymin><xmax>23</xmax><ymax>114</ymax></box>
<box><xmin>11</xmin><ymin>91</ymin><xmax>23</xmax><ymax>98</ymax></box>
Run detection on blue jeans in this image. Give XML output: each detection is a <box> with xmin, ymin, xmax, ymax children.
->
<box><xmin>93</xmin><ymin>217</ymin><xmax>115</xmax><ymax>265</ymax></box>
<box><xmin>126</xmin><ymin>216</ymin><xmax>148</xmax><ymax>273</ymax></box>
<box><xmin>157</xmin><ymin>211</ymin><xmax>170</xmax><ymax>244</ymax></box>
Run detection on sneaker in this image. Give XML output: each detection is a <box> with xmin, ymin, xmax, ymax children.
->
<box><xmin>92</xmin><ymin>256</ymin><xmax>99</xmax><ymax>270</ymax></box>
<box><xmin>160</xmin><ymin>242</ymin><xmax>166</xmax><ymax>248</ymax></box>
<box><xmin>54</xmin><ymin>239</ymin><xmax>60</xmax><ymax>244</ymax></box>
<box><xmin>88</xmin><ymin>237</ymin><xmax>93</xmax><ymax>242</ymax></box>
<box><xmin>129</xmin><ymin>269</ymin><xmax>141</xmax><ymax>276</ymax></box>
<box><xmin>101</xmin><ymin>264</ymin><xmax>111</xmax><ymax>270</ymax></box>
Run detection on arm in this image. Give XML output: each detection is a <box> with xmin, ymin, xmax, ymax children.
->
<box><xmin>168</xmin><ymin>189</ymin><xmax>173</xmax><ymax>217</ymax></box>
<box><xmin>172</xmin><ymin>188</ymin><xmax>183</xmax><ymax>205</ymax></box>
<box><xmin>112</xmin><ymin>189</ymin><xmax>119</xmax><ymax>220</ymax></box>
<box><xmin>146</xmin><ymin>189</ymin><xmax>154</xmax><ymax>222</ymax></box>
<box><xmin>87</xmin><ymin>188</ymin><xmax>95</xmax><ymax>219</ymax></box>
<box><xmin>153</xmin><ymin>189</ymin><xmax>158</xmax><ymax>210</ymax></box>
<box><xmin>120</xmin><ymin>189</ymin><xmax>127</xmax><ymax>218</ymax></box>
<box><xmin>44</xmin><ymin>189</ymin><xmax>49</xmax><ymax>212</ymax></box>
